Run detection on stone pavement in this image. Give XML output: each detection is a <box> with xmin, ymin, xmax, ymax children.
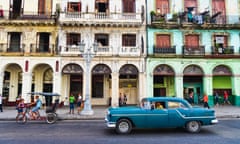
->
<box><xmin>0</xmin><ymin>105</ymin><xmax>239</xmax><ymax>121</ymax></box>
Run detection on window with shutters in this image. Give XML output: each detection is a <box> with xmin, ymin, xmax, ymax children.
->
<box><xmin>155</xmin><ymin>0</ymin><xmax>169</xmax><ymax>15</ymax></box>
<box><xmin>122</xmin><ymin>0</ymin><xmax>135</xmax><ymax>13</ymax></box>
<box><xmin>66</xmin><ymin>33</ymin><xmax>81</xmax><ymax>46</ymax></box>
<box><xmin>156</xmin><ymin>34</ymin><xmax>171</xmax><ymax>48</ymax></box>
<box><xmin>67</xmin><ymin>2</ymin><xmax>81</xmax><ymax>12</ymax></box>
<box><xmin>185</xmin><ymin>35</ymin><xmax>199</xmax><ymax>47</ymax></box>
<box><xmin>212</xmin><ymin>0</ymin><xmax>226</xmax><ymax>24</ymax></box>
<box><xmin>122</xmin><ymin>34</ymin><xmax>136</xmax><ymax>47</ymax></box>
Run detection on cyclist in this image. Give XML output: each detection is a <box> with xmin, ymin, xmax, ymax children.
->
<box><xmin>29</xmin><ymin>95</ymin><xmax>42</xmax><ymax>119</ymax></box>
<box><xmin>16</xmin><ymin>98</ymin><xmax>25</xmax><ymax>120</ymax></box>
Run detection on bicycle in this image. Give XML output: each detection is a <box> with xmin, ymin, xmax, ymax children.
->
<box><xmin>16</xmin><ymin>106</ymin><xmax>58</xmax><ymax>124</ymax></box>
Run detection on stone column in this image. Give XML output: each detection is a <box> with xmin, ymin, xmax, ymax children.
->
<box><xmin>0</xmin><ymin>71</ymin><xmax>4</xmax><ymax>95</ymax></box>
<box><xmin>53</xmin><ymin>72</ymin><xmax>62</xmax><ymax>100</ymax></box>
<box><xmin>53</xmin><ymin>72</ymin><xmax>61</xmax><ymax>94</ymax></box>
<box><xmin>138</xmin><ymin>72</ymin><xmax>146</xmax><ymax>102</ymax></box>
<box><xmin>175</xmin><ymin>75</ymin><xmax>183</xmax><ymax>98</ymax></box>
<box><xmin>111</xmin><ymin>72</ymin><xmax>119</xmax><ymax>107</ymax></box>
<box><xmin>203</xmin><ymin>75</ymin><xmax>213</xmax><ymax>106</ymax></box>
<box><xmin>232</xmin><ymin>75</ymin><xmax>240</xmax><ymax>106</ymax></box>
<box><xmin>21</xmin><ymin>72</ymin><xmax>32</xmax><ymax>103</ymax></box>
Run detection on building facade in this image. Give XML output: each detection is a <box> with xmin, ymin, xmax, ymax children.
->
<box><xmin>0</xmin><ymin>0</ymin><xmax>147</xmax><ymax>107</ymax></box>
<box><xmin>1</xmin><ymin>0</ymin><xmax>240</xmax><ymax>107</ymax></box>
<box><xmin>147</xmin><ymin>0</ymin><xmax>240</xmax><ymax>106</ymax></box>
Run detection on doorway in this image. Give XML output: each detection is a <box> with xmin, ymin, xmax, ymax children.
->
<box><xmin>184</xmin><ymin>83</ymin><xmax>202</xmax><ymax>104</ymax></box>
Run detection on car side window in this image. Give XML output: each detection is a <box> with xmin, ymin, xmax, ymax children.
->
<box><xmin>141</xmin><ymin>101</ymin><xmax>151</xmax><ymax>110</ymax></box>
<box><xmin>154</xmin><ymin>102</ymin><xmax>165</xmax><ymax>109</ymax></box>
<box><xmin>168</xmin><ymin>101</ymin><xmax>186</xmax><ymax>109</ymax></box>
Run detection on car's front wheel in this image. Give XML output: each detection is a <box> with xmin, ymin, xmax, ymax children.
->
<box><xmin>186</xmin><ymin>121</ymin><xmax>201</xmax><ymax>133</ymax></box>
<box><xmin>116</xmin><ymin>119</ymin><xmax>132</xmax><ymax>134</ymax></box>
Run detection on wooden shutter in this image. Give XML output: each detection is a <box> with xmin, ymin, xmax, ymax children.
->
<box><xmin>156</xmin><ymin>34</ymin><xmax>170</xmax><ymax>48</ymax></box>
<box><xmin>185</xmin><ymin>35</ymin><xmax>199</xmax><ymax>47</ymax></box>
<box><xmin>184</xmin><ymin>0</ymin><xmax>197</xmax><ymax>12</ymax></box>
<box><xmin>156</xmin><ymin>0</ymin><xmax>169</xmax><ymax>14</ymax></box>
<box><xmin>212</xmin><ymin>0</ymin><xmax>226</xmax><ymax>22</ymax></box>
<box><xmin>123</xmin><ymin>0</ymin><xmax>135</xmax><ymax>13</ymax></box>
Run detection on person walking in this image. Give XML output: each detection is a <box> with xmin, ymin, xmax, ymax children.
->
<box><xmin>77</xmin><ymin>93</ymin><xmax>82</xmax><ymax>115</ymax></box>
<box><xmin>214</xmin><ymin>91</ymin><xmax>219</xmax><ymax>107</ymax></box>
<box><xmin>189</xmin><ymin>91</ymin><xmax>194</xmax><ymax>105</ymax></box>
<box><xmin>203</xmin><ymin>93</ymin><xmax>210</xmax><ymax>109</ymax></box>
<box><xmin>223</xmin><ymin>91</ymin><xmax>231</xmax><ymax>105</ymax></box>
<box><xmin>69</xmin><ymin>93</ymin><xmax>75</xmax><ymax>114</ymax></box>
<box><xmin>0</xmin><ymin>94</ymin><xmax>3</xmax><ymax>112</ymax></box>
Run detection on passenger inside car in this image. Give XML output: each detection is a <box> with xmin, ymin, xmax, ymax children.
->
<box><xmin>155</xmin><ymin>102</ymin><xmax>164</xmax><ymax>109</ymax></box>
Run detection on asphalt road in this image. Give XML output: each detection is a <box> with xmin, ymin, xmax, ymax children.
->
<box><xmin>0</xmin><ymin>119</ymin><xmax>239</xmax><ymax>144</ymax></box>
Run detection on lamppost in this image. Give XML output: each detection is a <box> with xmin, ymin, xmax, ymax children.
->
<box><xmin>78</xmin><ymin>40</ymin><xmax>98</xmax><ymax>115</ymax></box>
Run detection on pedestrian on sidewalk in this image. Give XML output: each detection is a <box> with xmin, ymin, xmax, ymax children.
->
<box><xmin>69</xmin><ymin>93</ymin><xmax>75</xmax><ymax>114</ymax></box>
<box><xmin>203</xmin><ymin>93</ymin><xmax>210</xmax><ymax>109</ymax></box>
<box><xmin>223</xmin><ymin>91</ymin><xmax>231</xmax><ymax>105</ymax></box>
<box><xmin>77</xmin><ymin>93</ymin><xmax>82</xmax><ymax>115</ymax></box>
<box><xmin>214</xmin><ymin>91</ymin><xmax>219</xmax><ymax>107</ymax></box>
<box><xmin>0</xmin><ymin>94</ymin><xmax>3</xmax><ymax>112</ymax></box>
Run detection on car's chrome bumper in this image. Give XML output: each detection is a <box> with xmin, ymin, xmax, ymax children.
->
<box><xmin>211</xmin><ymin>119</ymin><xmax>218</xmax><ymax>124</ymax></box>
<box><xmin>105</xmin><ymin>117</ymin><xmax>116</xmax><ymax>128</ymax></box>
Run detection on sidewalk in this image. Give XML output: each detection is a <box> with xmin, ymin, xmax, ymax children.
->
<box><xmin>0</xmin><ymin>105</ymin><xmax>239</xmax><ymax>121</ymax></box>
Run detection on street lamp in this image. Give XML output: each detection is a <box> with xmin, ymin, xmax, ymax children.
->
<box><xmin>78</xmin><ymin>40</ymin><xmax>98</xmax><ymax>115</ymax></box>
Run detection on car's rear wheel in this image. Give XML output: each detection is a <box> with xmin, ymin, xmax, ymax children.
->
<box><xmin>186</xmin><ymin>121</ymin><xmax>201</xmax><ymax>133</ymax></box>
<box><xmin>116</xmin><ymin>119</ymin><xmax>132</xmax><ymax>134</ymax></box>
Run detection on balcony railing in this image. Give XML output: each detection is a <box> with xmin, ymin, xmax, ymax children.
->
<box><xmin>96</xmin><ymin>46</ymin><xmax>112</xmax><ymax>56</ymax></box>
<box><xmin>154</xmin><ymin>45</ymin><xmax>176</xmax><ymax>54</ymax></box>
<box><xmin>59</xmin><ymin>45</ymin><xmax>81</xmax><ymax>55</ymax></box>
<box><xmin>0</xmin><ymin>43</ymin><xmax>25</xmax><ymax>53</ymax></box>
<box><xmin>151</xmin><ymin>12</ymin><xmax>238</xmax><ymax>25</ymax></box>
<box><xmin>211</xmin><ymin>46</ymin><xmax>234</xmax><ymax>55</ymax></box>
<box><xmin>119</xmin><ymin>46</ymin><xmax>141</xmax><ymax>56</ymax></box>
<box><xmin>59</xmin><ymin>45</ymin><xmax>141</xmax><ymax>56</ymax></box>
<box><xmin>0</xmin><ymin>10</ymin><xmax>56</xmax><ymax>20</ymax></box>
<box><xmin>59</xmin><ymin>12</ymin><xmax>142</xmax><ymax>25</ymax></box>
<box><xmin>183</xmin><ymin>45</ymin><xmax>205</xmax><ymax>56</ymax></box>
<box><xmin>30</xmin><ymin>43</ymin><xmax>55</xmax><ymax>54</ymax></box>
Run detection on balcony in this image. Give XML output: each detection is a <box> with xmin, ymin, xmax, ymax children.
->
<box><xmin>154</xmin><ymin>45</ymin><xmax>176</xmax><ymax>53</ymax></box>
<box><xmin>58</xmin><ymin>12</ymin><xmax>142</xmax><ymax>27</ymax></box>
<box><xmin>0</xmin><ymin>43</ymin><xmax>25</xmax><ymax>55</ymax></box>
<box><xmin>59</xmin><ymin>45</ymin><xmax>81</xmax><ymax>56</ymax></box>
<box><xmin>119</xmin><ymin>46</ymin><xmax>141</xmax><ymax>56</ymax></box>
<box><xmin>183</xmin><ymin>45</ymin><xmax>205</xmax><ymax>57</ymax></box>
<box><xmin>96</xmin><ymin>46</ymin><xmax>112</xmax><ymax>56</ymax></box>
<box><xmin>150</xmin><ymin>12</ymin><xmax>240</xmax><ymax>29</ymax></box>
<box><xmin>30</xmin><ymin>43</ymin><xmax>55</xmax><ymax>55</ymax></box>
<box><xmin>211</xmin><ymin>46</ymin><xmax>234</xmax><ymax>55</ymax></box>
<box><xmin>59</xmin><ymin>45</ymin><xmax>140</xmax><ymax>57</ymax></box>
<box><xmin>0</xmin><ymin>10</ymin><xmax>56</xmax><ymax>20</ymax></box>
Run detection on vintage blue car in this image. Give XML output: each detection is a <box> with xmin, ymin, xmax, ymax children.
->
<box><xmin>105</xmin><ymin>97</ymin><xmax>218</xmax><ymax>134</ymax></box>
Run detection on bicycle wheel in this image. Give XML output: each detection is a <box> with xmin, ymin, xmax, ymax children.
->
<box><xmin>16</xmin><ymin>114</ymin><xmax>27</xmax><ymax>124</ymax></box>
<box><xmin>46</xmin><ymin>113</ymin><xmax>57</xmax><ymax>124</ymax></box>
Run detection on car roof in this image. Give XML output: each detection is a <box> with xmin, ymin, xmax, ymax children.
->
<box><xmin>142</xmin><ymin>97</ymin><xmax>184</xmax><ymax>102</ymax></box>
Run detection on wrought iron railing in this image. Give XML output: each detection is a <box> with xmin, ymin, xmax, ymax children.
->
<box><xmin>211</xmin><ymin>46</ymin><xmax>234</xmax><ymax>55</ymax></box>
<box><xmin>0</xmin><ymin>43</ymin><xmax>25</xmax><ymax>53</ymax></box>
<box><xmin>153</xmin><ymin>45</ymin><xmax>176</xmax><ymax>54</ymax></box>
<box><xmin>30</xmin><ymin>43</ymin><xmax>55</xmax><ymax>53</ymax></box>
<box><xmin>182</xmin><ymin>45</ymin><xmax>205</xmax><ymax>56</ymax></box>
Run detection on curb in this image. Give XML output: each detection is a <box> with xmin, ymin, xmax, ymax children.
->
<box><xmin>0</xmin><ymin>115</ymin><xmax>239</xmax><ymax>122</ymax></box>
